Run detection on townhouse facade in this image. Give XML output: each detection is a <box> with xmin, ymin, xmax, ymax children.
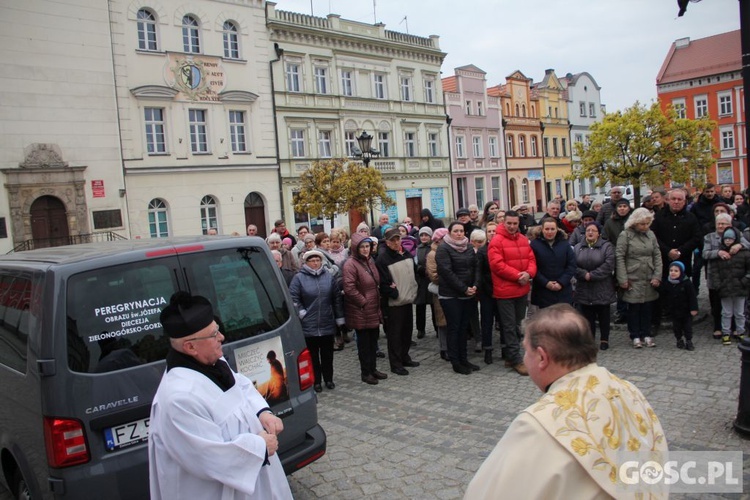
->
<box><xmin>533</xmin><ymin>69</ymin><xmax>572</xmax><ymax>202</ymax></box>
<box><xmin>560</xmin><ymin>71</ymin><xmax>607</xmax><ymax>200</ymax></box>
<box><xmin>267</xmin><ymin>2</ymin><xmax>451</xmax><ymax>231</ymax></box>
<box><xmin>443</xmin><ymin>65</ymin><xmax>506</xmax><ymax>212</ymax></box>
<box><xmin>0</xmin><ymin>0</ymin><xmax>127</xmax><ymax>254</ymax></box>
<box><xmin>110</xmin><ymin>0</ymin><xmax>281</xmax><ymax>239</ymax></box>
<box><xmin>488</xmin><ymin>72</ymin><xmax>545</xmax><ymax>212</ymax></box>
<box><xmin>656</xmin><ymin>30</ymin><xmax>746</xmax><ymax>191</ymax></box>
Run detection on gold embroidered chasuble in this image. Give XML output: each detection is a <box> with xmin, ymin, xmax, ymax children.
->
<box><xmin>464</xmin><ymin>363</ymin><xmax>668</xmax><ymax>500</ymax></box>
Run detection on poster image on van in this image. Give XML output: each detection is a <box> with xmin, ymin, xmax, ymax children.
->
<box><xmin>234</xmin><ymin>337</ymin><xmax>292</xmax><ymax>414</ymax></box>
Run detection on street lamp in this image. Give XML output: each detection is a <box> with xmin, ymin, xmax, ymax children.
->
<box><xmin>354</xmin><ymin>131</ymin><xmax>380</xmax><ymax>226</ymax></box>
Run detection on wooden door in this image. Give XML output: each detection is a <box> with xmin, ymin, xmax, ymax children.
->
<box><xmin>406</xmin><ymin>197</ymin><xmax>422</xmax><ymax>226</ymax></box>
<box><xmin>244</xmin><ymin>192</ymin><xmax>267</xmax><ymax>237</ymax></box>
<box><xmin>30</xmin><ymin>196</ymin><xmax>69</xmax><ymax>248</ymax></box>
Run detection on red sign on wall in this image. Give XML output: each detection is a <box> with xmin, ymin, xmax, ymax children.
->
<box><xmin>92</xmin><ymin>180</ymin><xmax>105</xmax><ymax>198</ymax></box>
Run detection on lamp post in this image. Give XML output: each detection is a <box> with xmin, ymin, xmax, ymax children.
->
<box><xmin>355</xmin><ymin>131</ymin><xmax>380</xmax><ymax>227</ymax></box>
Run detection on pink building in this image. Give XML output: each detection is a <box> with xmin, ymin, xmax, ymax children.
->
<box><xmin>443</xmin><ymin>65</ymin><xmax>507</xmax><ymax>212</ymax></box>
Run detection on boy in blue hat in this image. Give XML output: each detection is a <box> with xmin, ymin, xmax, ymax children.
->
<box><xmin>661</xmin><ymin>260</ymin><xmax>698</xmax><ymax>350</ymax></box>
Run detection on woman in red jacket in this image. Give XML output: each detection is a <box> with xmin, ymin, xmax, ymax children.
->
<box><xmin>342</xmin><ymin>233</ymin><xmax>388</xmax><ymax>385</ymax></box>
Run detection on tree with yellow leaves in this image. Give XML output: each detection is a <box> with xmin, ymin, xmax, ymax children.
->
<box><xmin>569</xmin><ymin>101</ymin><xmax>715</xmax><ymax>207</ymax></box>
<box><xmin>293</xmin><ymin>158</ymin><xmax>394</xmax><ymax>225</ymax></box>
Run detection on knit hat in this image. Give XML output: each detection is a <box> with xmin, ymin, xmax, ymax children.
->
<box><xmin>564</xmin><ymin>210</ymin><xmax>582</xmax><ymax>222</ymax></box>
<box><xmin>615</xmin><ymin>199</ymin><xmax>631</xmax><ymax>208</ymax></box>
<box><xmin>582</xmin><ymin>210</ymin><xmax>597</xmax><ymax>221</ymax></box>
<box><xmin>356</xmin><ymin>222</ymin><xmax>370</xmax><ymax>233</ymax></box>
<box><xmin>160</xmin><ymin>292</ymin><xmax>215</xmax><ymax>339</ymax></box>
<box><xmin>723</xmin><ymin>228</ymin><xmax>738</xmax><ymax>242</ymax></box>
<box><xmin>302</xmin><ymin>249</ymin><xmax>326</xmax><ymax>262</ymax></box>
<box><xmin>418</xmin><ymin>226</ymin><xmax>433</xmax><ymax>237</ymax></box>
<box><xmin>669</xmin><ymin>261</ymin><xmax>685</xmax><ymax>276</ymax></box>
<box><xmin>432</xmin><ymin>227</ymin><xmax>448</xmax><ymax>242</ymax></box>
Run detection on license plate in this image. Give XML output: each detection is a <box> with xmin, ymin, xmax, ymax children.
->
<box><xmin>104</xmin><ymin>417</ymin><xmax>149</xmax><ymax>451</ymax></box>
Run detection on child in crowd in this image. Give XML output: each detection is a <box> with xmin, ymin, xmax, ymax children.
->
<box><xmin>714</xmin><ymin>228</ymin><xmax>750</xmax><ymax>345</ymax></box>
<box><xmin>660</xmin><ymin>261</ymin><xmax>698</xmax><ymax>351</ymax></box>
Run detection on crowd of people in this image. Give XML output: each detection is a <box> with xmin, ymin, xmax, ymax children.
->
<box><xmin>256</xmin><ymin>182</ymin><xmax>750</xmax><ymax>384</ymax></box>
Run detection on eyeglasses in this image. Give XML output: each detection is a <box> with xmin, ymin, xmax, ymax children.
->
<box><xmin>183</xmin><ymin>327</ymin><xmax>221</xmax><ymax>343</ymax></box>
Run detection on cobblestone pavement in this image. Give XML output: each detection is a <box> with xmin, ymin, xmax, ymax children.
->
<box><xmin>287</xmin><ymin>296</ymin><xmax>750</xmax><ymax>500</ymax></box>
<box><xmin>2</xmin><ymin>294</ymin><xmax>749</xmax><ymax>499</ymax></box>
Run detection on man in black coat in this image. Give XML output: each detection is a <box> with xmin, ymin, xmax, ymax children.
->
<box><xmin>651</xmin><ymin>188</ymin><xmax>702</xmax><ymax>328</ymax></box>
<box><xmin>689</xmin><ymin>183</ymin><xmax>719</xmax><ymax>290</ymax></box>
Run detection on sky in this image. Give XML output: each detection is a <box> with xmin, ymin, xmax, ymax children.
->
<box><xmin>272</xmin><ymin>0</ymin><xmax>740</xmax><ymax>112</ymax></box>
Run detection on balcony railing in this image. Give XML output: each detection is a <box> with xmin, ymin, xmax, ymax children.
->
<box><xmin>9</xmin><ymin>231</ymin><xmax>128</xmax><ymax>253</ymax></box>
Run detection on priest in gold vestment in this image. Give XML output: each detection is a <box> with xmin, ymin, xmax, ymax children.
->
<box><xmin>464</xmin><ymin>304</ymin><xmax>668</xmax><ymax>499</ymax></box>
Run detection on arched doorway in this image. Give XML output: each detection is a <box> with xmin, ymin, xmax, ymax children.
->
<box><xmin>30</xmin><ymin>196</ymin><xmax>69</xmax><ymax>248</ymax></box>
<box><xmin>244</xmin><ymin>192</ymin><xmax>267</xmax><ymax>237</ymax></box>
<box><xmin>509</xmin><ymin>178</ymin><xmax>518</xmax><ymax>208</ymax></box>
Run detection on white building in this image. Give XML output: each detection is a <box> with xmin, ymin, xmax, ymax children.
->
<box><xmin>0</xmin><ymin>0</ymin><xmax>127</xmax><ymax>253</ymax></box>
<box><xmin>110</xmin><ymin>0</ymin><xmax>281</xmax><ymax>238</ymax></box>
<box><xmin>560</xmin><ymin>72</ymin><xmax>607</xmax><ymax>200</ymax></box>
<box><xmin>267</xmin><ymin>3</ymin><xmax>451</xmax><ymax>231</ymax></box>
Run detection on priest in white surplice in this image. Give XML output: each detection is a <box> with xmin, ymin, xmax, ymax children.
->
<box><xmin>149</xmin><ymin>292</ymin><xmax>292</xmax><ymax>500</ymax></box>
<box><xmin>464</xmin><ymin>304</ymin><xmax>668</xmax><ymax>500</ymax></box>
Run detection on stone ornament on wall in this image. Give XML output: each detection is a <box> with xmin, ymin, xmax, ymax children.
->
<box><xmin>20</xmin><ymin>143</ymin><xmax>69</xmax><ymax>169</ymax></box>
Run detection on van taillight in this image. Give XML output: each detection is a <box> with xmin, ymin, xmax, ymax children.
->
<box><xmin>298</xmin><ymin>348</ymin><xmax>314</xmax><ymax>391</ymax></box>
<box><xmin>44</xmin><ymin>417</ymin><xmax>90</xmax><ymax>467</ymax></box>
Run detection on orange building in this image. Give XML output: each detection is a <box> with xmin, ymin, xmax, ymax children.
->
<box><xmin>488</xmin><ymin>71</ymin><xmax>545</xmax><ymax>212</ymax></box>
<box><xmin>656</xmin><ymin>30</ymin><xmax>746</xmax><ymax>191</ymax></box>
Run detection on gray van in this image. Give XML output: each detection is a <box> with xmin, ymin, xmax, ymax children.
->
<box><xmin>0</xmin><ymin>237</ymin><xmax>325</xmax><ymax>499</ymax></box>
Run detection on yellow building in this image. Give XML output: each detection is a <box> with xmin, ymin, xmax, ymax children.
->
<box><xmin>533</xmin><ymin>69</ymin><xmax>573</xmax><ymax>201</ymax></box>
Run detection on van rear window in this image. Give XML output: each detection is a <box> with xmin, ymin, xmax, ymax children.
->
<box><xmin>66</xmin><ymin>246</ymin><xmax>290</xmax><ymax>373</ymax></box>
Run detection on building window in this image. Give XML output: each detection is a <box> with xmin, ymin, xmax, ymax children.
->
<box><xmin>144</xmin><ymin>107</ymin><xmax>166</xmax><ymax>154</ymax></box>
<box><xmin>228</xmin><ymin>110</ymin><xmax>247</xmax><ymax>153</ymax></box>
<box><xmin>579</xmin><ymin>102</ymin><xmax>586</xmax><ymax>117</ymax></box>
<box><xmin>491</xmin><ymin>176</ymin><xmax>501</xmax><ymax>202</ymax></box>
<box><xmin>455</xmin><ymin>136</ymin><xmax>465</xmax><ymax>158</ymax></box>
<box><xmin>286</xmin><ymin>63</ymin><xmax>301</xmax><ymax>92</ymax></box>
<box><xmin>589</xmin><ymin>103</ymin><xmax>596</xmax><ymax>118</ymax></box>
<box><xmin>518</xmin><ymin>135</ymin><xmax>526</xmax><ymax>157</ymax></box>
<box><xmin>719</xmin><ymin>93</ymin><xmax>733</xmax><ymax>116</ymax></box>
<box><xmin>575</xmin><ymin>134</ymin><xmax>583</xmax><ymax>143</ymax></box>
<box><xmin>318</xmin><ymin>130</ymin><xmax>332</xmax><ymax>157</ymax></box>
<box><xmin>137</xmin><ymin>9</ymin><xmax>158</xmax><ymax>51</ymax></box>
<box><xmin>222</xmin><ymin>21</ymin><xmax>239</xmax><ymax>59</ymax></box>
<box><xmin>291</xmin><ymin>129</ymin><xmax>305</xmax><ymax>157</ymax></box>
<box><xmin>489</xmin><ymin>136</ymin><xmax>498</xmax><ymax>157</ymax></box>
<box><xmin>721</xmin><ymin>128</ymin><xmax>735</xmax><ymax>150</ymax></box>
<box><xmin>374</xmin><ymin>73</ymin><xmax>386</xmax><ymax>99</ymax></box>
<box><xmin>695</xmin><ymin>96</ymin><xmax>708</xmax><ymax>118</ymax></box>
<box><xmin>472</xmin><ymin>136</ymin><xmax>482</xmax><ymax>157</ymax></box>
<box><xmin>400</xmin><ymin>76</ymin><xmax>413</xmax><ymax>101</ymax></box>
<box><xmin>341</xmin><ymin>70</ymin><xmax>354</xmax><ymax>96</ymax></box>
<box><xmin>188</xmin><ymin>109</ymin><xmax>208</xmax><ymax>153</ymax></box>
<box><xmin>672</xmin><ymin>99</ymin><xmax>686</xmax><ymax>119</ymax></box>
<box><xmin>456</xmin><ymin>177</ymin><xmax>467</xmax><ymax>208</ymax></box>
<box><xmin>404</xmin><ymin>132</ymin><xmax>416</xmax><ymax>157</ymax></box>
<box><xmin>182</xmin><ymin>15</ymin><xmax>200</xmax><ymax>54</ymax></box>
<box><xmin>543</xmin><ymin>137</ymin><xmax>549</xmax><ymax>157</ymax></box>
<box><xmin>378</xmin><ymin>132</ymin><xmax>390</xmax><ymax>157</ymax></box>
<box><xmin>521</xmin><ymin>104</ymin><xmax>526</xmax><ymax>117</ymax></box>
<box><xmin>345</xmin><ymin>131</ymin><xmax>357</xmax><ymax>157</ymax></box>
<box><xmin>314</xmin><ymin>66</ymin><xmax>329</xmax><ymax>94</ymax></box>
<box><xmin>475</xmin><ymin>178</ymin><xmax>485</xmax><ymax>207</ymax></box>
<box><xmin>148</xmin><ymin>199</ymin><xmax>169</xmax><ymax>238</ymax></box>
<box><xmin>506</xmin><ymin>135</ymin><xmax>514</xmax><ymax>157</ymax></box>
<box><xmin>515</xmin><ymin>103</ymin><xmax>520</xmax><ymax>116</ymax></box>
<box><xmin>521</xmin><ymin>179</ymin><xmax>529</xmax><ymax>203</ymax></box>
<box><xmin>553</xmin><ymin>138</ymin><xmax>559</xmax><ymax>157</ymax></box>
<box><xmin>531</xmin><ymin>136</ymin><xmax>538</xmax><ymax>157</ymax></box>
<box><xmin>477</xmin><ymin>102</ymin><xmax>483</xmax><ymax>116</ymax></box>
<box><xmin>424</xmin><ymin>79</ymin><xmax>435</xmax><ymax>103</ymax></box>
<box><xmin>428</xmin><ymin>133</ymin><xmax>439</xmax><ymax>157</ymax></box>
<box><xmin>561</xmin><ymin>138</ymin><xmax>567</xmax><ymax>157</ymax></box>
<box><xmin>466</xmin><ymin>100</ymin><xmax>472</xmax><ymax>115</ymax></box>
<box><xmin>200</xmin><ymin>195</ymin><xmax>218</xmax><ymax>235</ymax></box>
